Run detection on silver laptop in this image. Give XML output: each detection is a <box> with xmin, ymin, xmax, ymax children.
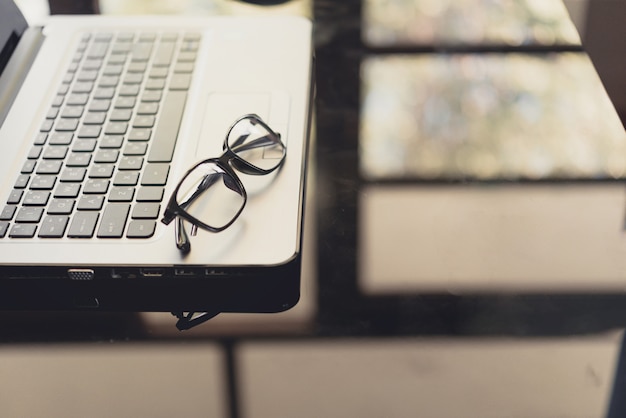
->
<box><xmin>0</xmin><ymin>0</ymin><xmax>314</xmax><ymax>318</ymax></box>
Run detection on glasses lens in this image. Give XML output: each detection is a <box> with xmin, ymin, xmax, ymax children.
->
<box><xmin>227</xmin><ymin>116</ymin><xmax>285</xmax><ymax>172</ymax></box>
<box><xmin>175</xmin><ymin>162</ymin><xmax>245</xmax><ymax>230</ymax></box>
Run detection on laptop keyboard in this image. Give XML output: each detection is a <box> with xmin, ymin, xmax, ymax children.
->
<box><xmin>0</xmin><ymin>30</ymin><xmax>200</xmax><ymax>239</ymax></box>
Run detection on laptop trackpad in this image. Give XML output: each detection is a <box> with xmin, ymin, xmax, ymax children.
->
<box><xmin>196</xmin><ymin>92</ymin><xmax>288</xmax><ymax>158</ymax></box>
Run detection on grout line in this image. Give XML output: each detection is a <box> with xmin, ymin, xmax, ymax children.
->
<box><xmin>223</xmin><ymin>340</ymin><xmax>241</xmax><ymax>418</ymax></box>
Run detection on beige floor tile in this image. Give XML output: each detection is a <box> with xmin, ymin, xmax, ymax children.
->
<box><xmin>0</xmin><ymin>343</ymin><xmax>226</xmax><ymax>418</ymax></box>
<box><xmin>239</xmin><ymin>332</ymin><xmax>622</xmax><ymax>418</ymax></box>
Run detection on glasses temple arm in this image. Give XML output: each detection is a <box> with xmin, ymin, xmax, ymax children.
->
<box><xmin>230</xmin><ymin>133</ymin><xmax>282</xmax><ymax>153</ymax></box>
<box><xmin>175</xmin><ymin>216</ymin><xmax>191</xmax><ymax>253</ymax></box>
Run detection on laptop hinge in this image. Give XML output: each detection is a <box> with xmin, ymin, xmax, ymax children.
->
<box><xmin>0</xmin><ymin>27</ymin><xmax>44</xmax><ymax>128</ymax></box>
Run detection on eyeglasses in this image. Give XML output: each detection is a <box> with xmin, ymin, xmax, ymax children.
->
<box><xmin>161</xmin><ymin>114</ymin><xmax>286</xmax><ymax>252</ymax></box>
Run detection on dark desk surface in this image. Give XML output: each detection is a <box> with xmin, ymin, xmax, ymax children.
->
<box><xmin>3</xmin><ymin>1</ymin><xmax>626</xmax><ymax>417</ymax></box>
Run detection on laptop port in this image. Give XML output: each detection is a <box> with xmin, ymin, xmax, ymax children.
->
<box><xmin>68</xmin><ymin>269</ymin><xmax>95</xmax><ymax>281</ymax></box>
<box><xmin>174</xmin><ymin>268</ymin><xmax>196</xmax><ymax>276</ymax></box>
<box><xmin>140</xmin><ymin>268</ymin><xmax>165</xmax><ymax>277</ymax></box>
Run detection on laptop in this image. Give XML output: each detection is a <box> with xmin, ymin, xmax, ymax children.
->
<box><xmin>0</xmin><ymin>0</ymin><xmax>314</xmax><ymax>317</ymax></box>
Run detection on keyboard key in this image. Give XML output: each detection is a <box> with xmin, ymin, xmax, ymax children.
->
<box><xmin>147</xmin><ymin>91</ymin><xmax>186</xmax><ymax>162</ymax></box>
<box><xmin>21</xmin><ymin>160</ymin><xmax>36</xmax><ymax>174</ymax></box>
<box><xmin>42</xmin><ymin>146</ymin><xmax>68</xmax><ymax>159</ymax></box>
<box><xmin>28</xmin><ymin>146</ymin><xmax>42</xmax><ymax>159</ymax></box>
<box><xmin>38</xmin><ymin>216</ymin><xmax>69</xmax><ymax>238</ymax></box>
<box><xmin>131</xmin><ymin>43</ymin><xmax>153</xmax><ymax>61</ymax></box>
<box><xmin>72</xmin><ymin>81</ymin><xmax>94</xmax><ymax>93</ymax></box>
<box><xmin>177</xmin><ymin>51</ymin><xmax>197</xmax><ymax>62</ymax></box>
<box><xmin>97</xmin><ymin>203</ymin><xmax>130</xmax><ymax>238</ymax></box>
<box><xmin>118</xmin><ymin>156</ymin><xmax>143</xmax><ymax>170</ymax></box>
<box><xmin>111</xmin><ymin>42</ymin><xmax>132</xmax><ymax>55</ymax></box>
<box><xmin>123</xmin><ymin>73</ymin><xmax>143</xmax><ymax>84</ymax></box>
<box><xmin>86</xmin><ymin>42</ymin><xmax>108</xmax><ymax>59</ymax></box>
<box><xmin>36</xmin><ymin>160</ymin><xmax>63</xmax><ymax>174</ymax></box>
<box><xmin>169</xmin><ymin>74</ymin><xmax>191</xmax><ymax>90</ymax></box>
<box><xmin>77</xmin><ymin>125</ymin><xmax>102</xmax><ymax>138</ymax></box>
<box><xmin>54</xmin><ymin>183</ymin><xmax>81</xmax><ymax>198</ymax></box>
<box><xmin>77</xmin><ymin>195</ymin><xmax>104</xmax><ymax>210</ymax></box>
<box><xmin>89</xmin><ymin>164</ymin><xmax>115</xmax><ymax>178</ymax></box>
<box><xmin>23</xmin><ymin>191</ymin><xmax>50</xmax><ymax>206</ymax></box>
<box><xmin>72</xmin><ymin>138</ymin><xmax>97</xmax><ymax>152</ymax></box>
<box><xmin>83</xmin><ymin>112</ymin><xmax>107</xmax><ymax>125</ymax></box>
<box><xmin>104</xmin><ymin>122</ymin><xmax>128</xmax><ymax>135</ymax></box>
<box><xmin>0</xmin><ymin>221</ymin><xmax>9</xmax><ymax>238</ymax></box>
<box><xmin>100</xmin><ymin>135</ymin><xmax>124</xmax><ymax>148</ymax></box>
<box><xmin>145</xmin><ymin>79</ymin><xmax>165</xmax><ymax>90</ymax></box>
<box><xmin>94</xmin><ymin>149</ymin><xmax>119</xmax><ymax>163</ymax></box>
<box><xmin>15</xmin><ymin>206</ymin><xmax>44</xmax><ymax>223</ymax></box>
<box><xmin>109</xmin><ymin>109</ymin><xmax>132</xmax><ymax>121</ymax></box>
<box><xmin>66</xmin><ymin>93</ymin><xmax>89</xmax><ymax>105</ymax></box>
<box><xmin>141</xmin><ymin>163</ymin><xmax>169</xmax><ymax>185</ymax></box>
<box><xmin>141</xmin><ymin>91</ymin><xmax>161</xmax><ymax>102</ymax></box>
<box><xmin>47</xmin><ymin>199</ymin><xmax>75</xmax><ymax>214</ymax></box>
<box><xmin>9</xmin><ymin>224</ymin><xmax>37</xmax><ymax>238</ymax></box>
<box><xmin>123</xmin><ymin>142</ymin><xmax>147</xmax><ymax>156</ymax></box>
<box><xmin>55</xmin><ymin>118</ymin><xmax>79</xmax><ymax>131</ymax></box>
<box><xmin>119</xmin><ymin>85</ymin><xmax>140</xmax><ymax>96</ymax></box>
<box><xmin>103</xmin><ymin>64</ymin><xmax>124</xmax><ymax>76</ymax></box>
<box><xmin>46</xmin><ymin>107</ymin><xmax>60</xmax><ymax>119</ymax></box>
<box><xmin>33</xmin><ymin>132</ymin><xmax>48</xmax><ymax>145</ymax></box>
<box><xmin>66</xmin><ymin>153</ymin><xmax>91</xmax><ymax>167</ymax></box>
<box><xmin>174</xmin><ymin>62</ymin><xmax>194</xmax><ymax>73</ymax></box>
<box><xmin>136</xmin><ymin>187</ymin><xmax>164</xmax><ymax>202</ymax></box>
<box><xmin>6</xmin><ymin>190</ymin><xmax>23</xmax><ymax>205</ymax></box>
<box><xmin>127</xmin><ymin>62</ymin><xmax>147</xmax><ymax>73</ymax></box>
<box><xmin>133</xmin><ymin>115</ymin><xmax>155</xmax><ymax>128</ymax></box>
<box><xmin>108</xmin><ymin>187</ymin><xmax>135</xmax><ymax>202</ymax></box>
<box><xmin>94</xmin><ymin>33</ymin><xmax>113</xmax><ymax>42</ymax></box>
<box><xmin>77</xmin><ymin>69</ymin><xmax>99</xmax><ymax>81</ymax></box>
<box><xmin>113</xmin><ymin>171</ymin><xmax>139</xmax><ymax>186</ymax></box>
<box><xmin>153</xmin><ymin>42</ymin><xmax>174</xmax><ymax>66</ymax></box>
<box><xmin>29</xmin><ymin>175</ymin><xmax>56</xmax><ymax>190</ymax></box>
<box><xmin>114</xmin><ymin>96</ymin><xmax>136</xmax><ymax>108</ymax></box>
<box><xmin>51</xmin><ymin>95</ymin><xmax>64</xmax><ymax>107</ymax></box>
<box><xmin>48</xmin><ymin>132</ymin><xmax>74</xmax><ymax>145</ymax></box>
<box><xmin>61</xmin><ymin>106</ymin><xmax>84</xmax><ymax>118</ymax></box>
<box><xmin>60</xmin><ymin>167</ymin><xmax>87</xmax><ymax>182</ymax></box>
<box><xmin>126</xmin><ymin>220</ymin><xmax>156</xmax><ymax>238</ymax></box>
<box><xmin>94</xmin><ymin>87</ymin><xmax>115</xmax><ymax>99</ymax></box>
<box><xmin>99</xmin><ymin>76</ymin><xmax>120</xmax><ymax>88</ymax></box>
<box><xmin>128</xmin><ymin>128</ymin><xmax>151</xmax><ymax>141</ymax></box>
<box><xmin>0</xmin><ymin>205</ymin><xmax>17</xmax><ymax>220</ymax></box>
<box><xmin>107</xmin><ymin>54</ymin><xmax>127</xmax><ymax>65</ymax></box>
<box><xmin>83</xmin><ymin>179</ymin><xmax>110</xmax><ymax>194</ymax></box>
<box><xmin>89</xmin><ymin>99</ymin><xmax>111</xmax><ymax>112</ymax></box>
<box><xmin>67</xmin><ymin>211</ymin><xmax>99</xmax><ymax>238</ymax></box>
<box><xmin>131</xmin><ymin>202</ymin><xmax>160</xmax><ymax>219</ymax></box>
<box><xmin>14</xmin><ymin>175</ymin><xmax>30</xmax><ymax>189</ymax></box>
<box><xmin>148</xmin><ymin>67</ymin><xmax>168</xmax><ymax>78</ymax></box>
<box><xmin>40</xmin><ymin>119</ymin><xmax>54</xmax><ymax>132</ymax></box>
<box><xmin>136</xmin><ymin>102</ymin><xmax>158</xmax><ymax>115</ymax></box>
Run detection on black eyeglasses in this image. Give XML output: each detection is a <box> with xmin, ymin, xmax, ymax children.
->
<box><xmin>161</xmin><ymin>114</ymin><xmax>286</xmax><ymax>253</ymax></box>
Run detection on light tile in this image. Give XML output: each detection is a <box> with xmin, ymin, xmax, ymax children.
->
<box><xmin>239</xmin><ymin>332</ymin><xmax>622</xmax><ymax>418</ymax></box>
<box><xmin>0</xmin><ymin>343</ymin><xmax>226</xmax><ymax>418</ymax></box>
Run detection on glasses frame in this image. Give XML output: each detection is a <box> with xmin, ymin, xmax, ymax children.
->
<box><xmin>161</xmin><ymin>114</ymin><xmax>286</xmax><ymax>252</ymax></box>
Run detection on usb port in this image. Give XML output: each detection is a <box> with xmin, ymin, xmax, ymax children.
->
<box><xmin>140</xmin><ymin>268</ymin><xmax>164</xmax><ymax>277</ymax></box>
<box><xmin>174</xmin><ymin>268</ymin><xmax>196</xmax><ymax>276</ymax></box>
